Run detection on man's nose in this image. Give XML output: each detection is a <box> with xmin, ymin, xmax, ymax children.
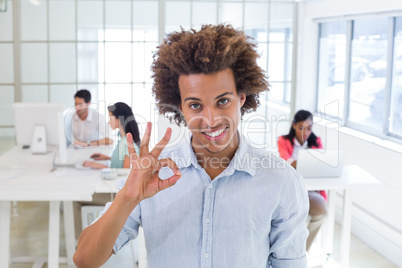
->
<box><xmin>202</xmin><ymin>107</ymin><xmax>220</xmax><ymax>127</ymax></box>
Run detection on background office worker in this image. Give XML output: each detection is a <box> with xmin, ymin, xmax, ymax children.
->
<box><xmin>74</xmin><ymin>102</ymin><xmax>141</xmax><ymax>239</ymax></box>
<box><xmin>74</xmin><ymin>24</ymin><xmax>309</xmax><ymax>268</ymax></box>
<box><xmin>72</xmin><ymin>89</ymin><xmax>114</xmax><ymax>147</ymax></box>
<box><xmin>277</xmin><ymin>109</ymin><xmax>328</xmax><ymax>251</ymax></box>
<box><xmin>82</xmin><ymin>102</ymin><xmax>141</xmax><ymax>169</ymax></box>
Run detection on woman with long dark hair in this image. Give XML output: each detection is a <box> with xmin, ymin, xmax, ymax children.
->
<box><xmin>83</xmin><ymin>102</ymin><xmax>141</xmax><ymax>169</ymax></box>
<box><xmin>277</xmin><ymin>109</ymin><xmax>327</xmax><ymax>252</ymax></box>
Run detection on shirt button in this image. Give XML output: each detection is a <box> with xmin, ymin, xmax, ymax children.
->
<box><xmin>205</xmin><ymin>218</ymin><xmax>210</xmax><ymax>224</ymax></box>
<box><xmin>208</xmin><ymin>184</ymin><xmax>213</xmax><ymax>189</ymax></box>
<box><xmin>204</xmin><ymin>253</ymin><xmax>209</xmax><ymax>259</ymax></box>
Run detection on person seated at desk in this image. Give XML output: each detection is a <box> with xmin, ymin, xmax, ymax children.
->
<box><xmin>82</xmin><ymin>102</ymin><xmax>141</xmax><ymax>169</ymax></box>
<box><xmin>277</xmin><ymin>109</ymin><xmax>327</xmax><ymax>252</ymax></box>
<box><xmin>72</xmin><ymin>89</ymin><xmax>114</xmax><ymax>147</ymax></box>
<box><xmin>74</xmin><ymin>102</ymin><xmax>141</xmax><ymax>240</ymax></box>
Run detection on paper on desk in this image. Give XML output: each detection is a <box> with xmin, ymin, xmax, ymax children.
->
<box><xmin>53</xmin><ymin>168</ymin><xmax>97</xmax><ymax>177</ymax></box>
<box><xmin>0</xmin><ymin>166</ymin><xmax>27</xmax><ymax>180</ymax></box>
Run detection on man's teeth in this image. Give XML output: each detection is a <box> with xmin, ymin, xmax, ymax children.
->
<box><xmin>205</xmin><ymin>129</ymin><xmax>224</xmax><ymax>137</ymax></box>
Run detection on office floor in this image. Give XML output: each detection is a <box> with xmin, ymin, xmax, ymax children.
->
<box><xmin>1</xmin><ymin>140</ymin><xmax>397</xmax><ymax>268</ymax></box>
<box><xmin>7</xmin><ymin>201</ymin><xmax>397</xmax><ymax>268</ymax></box>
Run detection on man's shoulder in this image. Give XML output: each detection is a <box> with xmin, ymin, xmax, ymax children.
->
<box><xmin>239</xmin><ymin>140</ymin><xmax>282</xmax><ymax>166</ymax></box>
<box><xmin>90</xmin><ymin>109</ymin><xmax>103</xmax><ymax>118</ymax></box>
<box><xmin>241</xmin><ymin>143</ymin><xmax>302</xmax><ymax>182</ymax></box>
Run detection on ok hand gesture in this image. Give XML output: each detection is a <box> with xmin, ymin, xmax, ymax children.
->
<box><xmin>122</xmin><ymin>122</ymin><xmax>182</xmax><ymax>204</ymax></box>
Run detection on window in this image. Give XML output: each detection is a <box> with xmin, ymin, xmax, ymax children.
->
<box><xmin>348</xmin><ymin>18</ymin><xmax>388</xmax><ymax>131</ymax></box>
<box><xmin>390</xmin><ymin>17</ymin><xmax>402</xmax><ymax>138</ymax></box>
<box><xmin>317</xmin><ymin>15</ymin><xmax>402</xmax><ymax>142</ymax></box>
<box><xmin>317</xmin><ymin>21</ymin><xmax>347</xmax><ymax>118</ymax></box>
<box><xmin>244</xmin><ymin>2</ymin><xmax>293</xmax><ymax>106</ymax></box>
<box><xmin>0</xmin><ymin>0</ymin><xmax>14</xmax><ymax>137</ymax></box>
<box><xmin>17</xmin><ymin>0</ymin><xmax>160</xmax><ymax>123</ymax></box>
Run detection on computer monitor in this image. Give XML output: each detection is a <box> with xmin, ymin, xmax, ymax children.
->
<box><xmin>57</xmin><ymin>108</ymin><xmax>75</xmax><ymax>164</ymax></box>
<box><xmin>13</xmin><ymin>103</ymin><xmax>66</xmax><ymax>153</ymax></box>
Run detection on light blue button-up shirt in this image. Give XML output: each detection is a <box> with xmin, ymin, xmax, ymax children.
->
<box><xmin>98</xmin><ymin>134</ymin><xmax>309</xmax><ymax>268</ymax></box>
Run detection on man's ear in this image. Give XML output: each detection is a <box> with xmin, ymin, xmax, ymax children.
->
<box><xmin>239</xmin><ymin>93</ymin><xmax>246</xmax><ymax>107</ymax></box>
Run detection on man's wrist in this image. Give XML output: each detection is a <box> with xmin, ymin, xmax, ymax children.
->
<box><xmin>116</xmin><ymin>188</ymin><xmax>142</xmax><ymax>210</ymax></box>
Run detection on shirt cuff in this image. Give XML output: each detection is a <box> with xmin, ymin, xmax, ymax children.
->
<box><xmin>113</xmin><ymin>229</ymin><xmax>132</xmax><ymax>254</ymax></box>
<box><xmin>269</xmin><ymin>254</ymin><xmax>307</xmax><ymax>268</ymax></box>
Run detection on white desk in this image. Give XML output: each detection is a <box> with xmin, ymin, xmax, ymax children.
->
<box><xmin>304</xmin><ymin>165</ymin><xmax>381</xmax><ymax>268</ymax></box>
<box><xmin>0</xmin><ymin>145</ymin><xmax>111</xmax><ymax>268</ymax></box>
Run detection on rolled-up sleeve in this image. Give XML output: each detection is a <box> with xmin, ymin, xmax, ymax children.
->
<box><xmin>113</xmin><ymin>207</ymin><xmax>141</xmax><ymax>253</ymax></box>
<box><xmin>269</xmin><ymin>255</ymin><xmax>307</xmax><ymax>268</ymax></box>
<box><xmin>92</xmin><ymin>199</ymin><xmax>142</xmax><ymax>254</ymax></box>
<box><xmin>268</xmin><ymin>171</ymin><xmax>309</xmax><ymax>268</ymax></box>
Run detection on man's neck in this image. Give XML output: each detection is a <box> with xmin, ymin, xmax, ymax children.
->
<box><xmin>192</xmin><ymin>133</ymin><xmax>240</xmax><ymax>180</ymax></box>
<box><xmin>78</xmin><ymin>110</ymin><xmax>89</xmax><ymax>121</ymax></box>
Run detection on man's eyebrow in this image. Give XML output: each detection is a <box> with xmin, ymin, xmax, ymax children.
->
<box><xmin>183</xmin><ymin>92</ymin><xmax>233</xmax><ymax>103</ymax></box>
<box><xmin>183</xmin><ymin>97</ymin><xmax>201</xmax><ymax>103</ymax></box>
<box><xmin>215</xmin><ymin>92</ymin><xmax>233</xmax><ymax>100</ymax></box>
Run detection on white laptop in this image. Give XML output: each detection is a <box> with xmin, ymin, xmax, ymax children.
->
<box><xmin>296</xmin><ymin>149</ymin><xmax>345</xmax><ymax>178</ymax></box>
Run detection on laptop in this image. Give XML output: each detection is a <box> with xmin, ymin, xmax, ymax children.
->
<box><xmin>296</xmin><ymin>149</ymin><xmax>345</xmax><ymax>178</ymax></box>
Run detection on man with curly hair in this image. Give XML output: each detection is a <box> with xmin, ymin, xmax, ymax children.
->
<box><xmin>74</xmin><ymin>24</ymin><xmax>309</xmax><ymax>268</ymax></box>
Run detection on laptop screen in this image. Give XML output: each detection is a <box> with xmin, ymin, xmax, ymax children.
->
<box><xmin>296</xmin><ymin>149</ymin><xmax>345</xmax><ymax>178</ymax></box>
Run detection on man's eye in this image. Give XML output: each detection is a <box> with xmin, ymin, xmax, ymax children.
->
<box><xmin>218</xmin><ymin>99</ymin><xmax>229</xmax><ymax>105</ymax></box>
<box><xmin>190</xmin><ymin>103</ymin><xmax>201</xmax><ymax>109</ymax></box>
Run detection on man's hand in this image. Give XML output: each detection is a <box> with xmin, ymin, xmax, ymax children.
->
<box><xmin>82</xmin><ymin>161</ymin><xmax>107</xmax><ymax>169</ymax></box>
<box><xmin>122</xmin><ymin>122</ymin><xmax>182</xmax><ymax>204</ymax></box>
<box><xmin>74</xmin><ymin>140</ymin><xmax>89</xmax><ymax>147</ymax></box>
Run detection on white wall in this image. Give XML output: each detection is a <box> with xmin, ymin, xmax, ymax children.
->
<box><xmin>298</xmin><ymin>0</ymin><xmax>402</xmax><ymax>266</ymax></box>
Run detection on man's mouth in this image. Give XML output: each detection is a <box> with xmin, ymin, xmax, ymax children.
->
<box><xmin>204</xmin><ymin>128</ymin><xmax>225</xmax><ymax>137</ymax></box>
<box><xmin>202</xmin><ymin>127</ymin><xmax>228</xmax><ymax>141</ymax></box>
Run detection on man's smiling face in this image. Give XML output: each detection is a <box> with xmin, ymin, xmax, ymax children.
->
<box><xmin>179</xmin><ymin>68</ymin><xmax>246</xmax><ymax>155</ymax></box>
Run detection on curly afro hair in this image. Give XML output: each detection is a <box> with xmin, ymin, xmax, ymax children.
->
<box><xmin>152</xmin><ymin>24</ymin><xmax>269</xmax><ymax>125</ymax></box>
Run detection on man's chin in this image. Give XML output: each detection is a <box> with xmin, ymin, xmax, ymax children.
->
<box><xmin>204</xmin><ymin>145</ymin><xmax>229</xmax><ymax>154</ymax></box>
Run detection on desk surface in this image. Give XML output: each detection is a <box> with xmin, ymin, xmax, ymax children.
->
<box><xmin>304</xmin><ymin>164</ymin><xmax>381</xmax><ymax>191</ymax></box>
<box><xmin>95</xmin><ymin>164</ymin><xmax>382</xmax><ymax>195</ymax></box>
<box><xmin>1</xmin><ymin>145</ymin><xmax>381</xmax><ymax>200</ymax></box>
<box><xmin>0</xmin><ymin>146</ymin><xmax>111</xmax><ymax>201</ymax></box>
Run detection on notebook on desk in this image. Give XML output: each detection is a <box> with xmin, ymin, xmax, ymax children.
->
<box><xmin>297</xmin><ymin>149</ymin><xmax>345</xmax><ymax>178</ymax></box>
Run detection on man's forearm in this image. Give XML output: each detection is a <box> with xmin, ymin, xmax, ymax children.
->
<box><xmin>90</xmin><ymin>138</ymin><xmax>114</xmax><ymax>146</ymax></box>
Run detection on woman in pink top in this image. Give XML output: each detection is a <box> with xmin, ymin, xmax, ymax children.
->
<box><xmin>277</xmin><ymin>110</ymin><xmax>327</xmax><ymax>252</ymax></box>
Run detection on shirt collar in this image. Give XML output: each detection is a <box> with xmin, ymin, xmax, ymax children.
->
<box><xmin>86</xmin><ymin>109</ymin><xmax>94</xmax><ymax>122</ymax></box>
<box><xmin>168</xmin><ymin>130</ymin><xmax>199</xmax><ymax>170</ymax></box>
<box><xmin>224</xmin><ymin>133</ymin><xmax>256</xmax><ymax>177</ymax></box>
<box><xmin>293</xmin><ymin>137</ymin><xmax>307</xmax><ymax>148</ymax></box>
<box><xmin>73</xmin><ymin>108</ymin><xmax>93</xmax><ymax>122</ymax></box>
